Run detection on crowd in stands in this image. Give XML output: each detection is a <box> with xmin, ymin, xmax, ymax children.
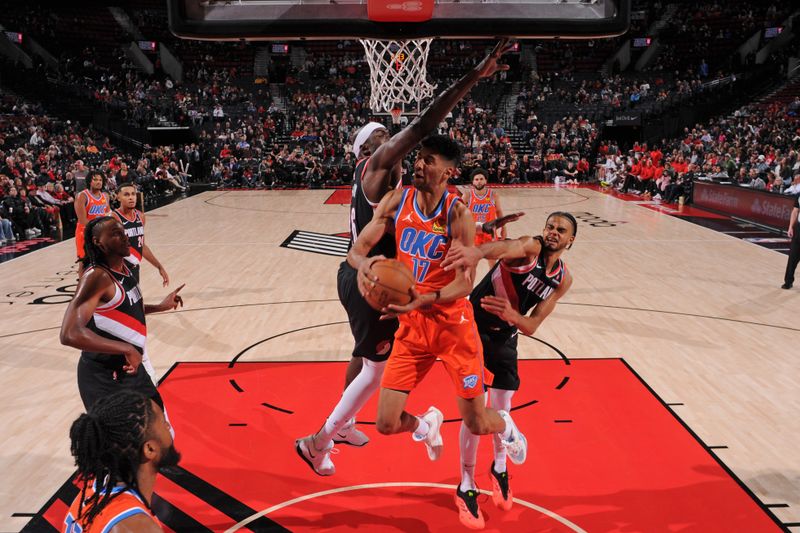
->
<box><xmin>0</xmin><ymin>0</ymin><xmax>797</xmax><ymax>242</ymax></box>
<box><xmin>0</xmin><ymin>90</ymin><xmax>196</xmax><ymax>244</ymax></box>
<box><xmin>596</xmin><ymin>94</ymin><xmax>800</xmax><ymax>203</ymax></box>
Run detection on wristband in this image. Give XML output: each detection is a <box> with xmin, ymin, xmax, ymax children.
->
<box><xmin>433</xmin><ymin>290</ymin><xmax>441</xmax><ymax>302</ymax></box>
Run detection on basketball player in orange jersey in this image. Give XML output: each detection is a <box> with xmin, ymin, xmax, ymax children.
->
<box><xmin>349</xmin><ymin>134</ymin><xmax>528</xmax><ymax>527</ymax></box>
<box><xmin>296</xmin><ymin>40</ymin><xmax>516</xmax><ymax>476</ymax></box>
<box><xmin>60</xmin><ymin>216</ymin><xmax>184</xmax><ymax>414</ymax></box>
<box><xmin>112</xmin><ymin>183</ymin><xmax>170</xmax><ymax>388</ymax></box>
<box><xmin>75</xmin><ymin>171</ymin><xmax>111</xmax><ymax>276</ymax></box>
<box><xmin>65</xmin><ymin>390</ymin><xmax>179</xmax><ymax>532</ymax></box>
<box><xmin>459</xmin><ymin>167</ymin><xmax>507</xmax><ymax>247</ymax></box>
<box><xmin>443</xmin><ymin>212</ymin><xmax>575</xmax><ymax>527</ymax></box>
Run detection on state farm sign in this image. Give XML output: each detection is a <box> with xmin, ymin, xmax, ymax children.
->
<box><xmin>693</xmin><ymin>182</ymin><xmax>795</xmax><ymax>229</ymax></box>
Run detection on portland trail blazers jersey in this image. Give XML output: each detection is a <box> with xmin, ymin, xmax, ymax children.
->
<box><xmin>471</xmin><ymin>247</ymin><xmax>567</xmax><ymax>333</ymax></box>
<box><xmin>113</xmin><ymin>209</ymin><xmax>144</xmax><ymax>280</ymax></box>
<box><xmin>349</xmin><ymin>157</ymin><xmax>396</xmax><ymax>258</ymax></box>
<box><xmin>82</xmin><ymin>264</ymin><xmax>146</xmax><ymax>365</ymax></box>
<box><xmin>64</xmin><ymin>479</ymin><xmax>161</xmax><ymax>533</ymax></box>
<box><xmin>394</xmin><ymin>188</ymin><xmax>461</xmax><ymax>294</ymax></box>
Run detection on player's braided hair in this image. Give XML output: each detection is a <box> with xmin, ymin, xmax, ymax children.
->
<box><xmin>79</xmin><ymin>216</ymin><xmax>115</xmax><ymax>269</ymax></box>
<box><xmin>69</xmin><ymin>390</ymin><xmax>154</xmax><ymax>527</ymax></box>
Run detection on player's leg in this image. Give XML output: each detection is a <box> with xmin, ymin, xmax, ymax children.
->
<box><xmin>377</xmin><ymin>331</ymin><xmax>442</xmax><ymax>459</ymax></box>
<box><xmin>344</xmin><ymin>356</ymin><xmax>363</xmax><ymax>388</ymax></box>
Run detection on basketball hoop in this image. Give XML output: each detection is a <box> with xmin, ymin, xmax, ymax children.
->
<box><xmin>390</xmin><ymin>106</ymin><xmax>403</xmax><ymax>125</ymax></box>
<box><xmin>360</xmin><ymin>38</ymin><xmax>437</xmax><ymax>114</ymax></box>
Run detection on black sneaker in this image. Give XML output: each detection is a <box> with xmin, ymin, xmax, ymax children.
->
<box><xmin>454</xmin><ymin>486</ymin><xmax>484</xmax><ymax>529</ymax></box>
<box><xmin>781</xmin><ymin>283</ymin><xmax>793</xmax><ymax>290</ymax></box>
<box><xmin>490</xmin><ymin>461</ymin><xmax>513</xmax><ymax>510</ymax></box>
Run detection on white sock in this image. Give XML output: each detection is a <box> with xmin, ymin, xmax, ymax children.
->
<box><xmin>317</xmin><ymin>359</ymin><xmax>385</xmax><ymax>447</ymax></box>
<box><xmin>413</xmin><ymin>417</ymin><xmax>430</xmax><ymax>440</ymax></box>
<box><xmin>459</xmin><ymin>421</ymin><xmax>480</xmax><ymax>491</ymax></box>
<box><xmin>491</xmin><ymin>388</ymin><xmax>515</xmax><ymax>472</ymax></box>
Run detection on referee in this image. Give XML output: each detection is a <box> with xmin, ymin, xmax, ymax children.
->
<box><xmin>783</xmin><ymin>194</ymin><xmax>800</xmax><ymax>289</ymax></box>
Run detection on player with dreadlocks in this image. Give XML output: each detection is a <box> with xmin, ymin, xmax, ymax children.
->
<box><xmin>64</xmin><ymin>389</ymin><xmax>180</xmax><ymax>532</ymax></box>
<box><xmin>442</xmin><ymin>211</ymin><xmax>576</xmax><ymax>529</ymax></box>
<box><xmin>60</xmin><ymin>216</ymin><xmax>184</xmax><ymax>412</ymax></box>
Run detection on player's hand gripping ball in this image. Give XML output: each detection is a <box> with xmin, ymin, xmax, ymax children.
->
<box><xmin>363</xmin><ymin>259</ymin><xmax>415</xmax><ymax>311</ymax></box>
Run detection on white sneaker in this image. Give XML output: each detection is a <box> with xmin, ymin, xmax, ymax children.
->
<box><xmin>412</xmin><ymin>406</ymin><xmax>443</xmax><ymax>461</ymax></box>
<box><xmin>653</xmin><ymin>194</ymin><xmax>662</xmax><ymax>200</ymax></box>
<box><xmin>295</xmin><ymin>435</ymin><xmax>336</xmax><ymax>476</ymax></box>
<box><xmin>333</xmin><ymin>418</ymin><xmax>369</xmax><ymax>447</ymax></box>
<box><xmin>498</xmin><ymin>410</ymin><xmax>527</xmax><ymax>465</ymax></box>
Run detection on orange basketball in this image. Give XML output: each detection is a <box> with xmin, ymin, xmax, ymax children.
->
<box><xmin>364</xmin><ymin>259</ymin><xmax>415</xmax><ymax>311</ymax></box>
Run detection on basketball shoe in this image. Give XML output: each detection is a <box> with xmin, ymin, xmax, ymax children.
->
<box><xmin>412</xmin><ymin>406</ymin><xmax>443</xmax><ymax>461</ymax></box>
<box><xmin>490</xmin><ymin>461</ymin><xmax>513</xmax><ymax>510</ymax></box>
<box><xmin>455</xmin><ymin>486</ymin><xmax>485</xmax><ymax>530</ymax></box>
<box><xmin>295</xmin><ymin>435</ymin><xmax>336</xmax><ymax>476</ymax></box>
<box><xmin>497</xmin><ymin>410</ymin><xmax>527</xmax><ymax>464</ymax></box>
<box><xmin>333</xmin><ymin>418</ymin><xmax>369</xmax><ymax>447</ymax></box>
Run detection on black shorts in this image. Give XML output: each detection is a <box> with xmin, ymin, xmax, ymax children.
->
<box><xmin>77</xmin><ymin>353</ymin><xmax>163</xmax><ymax>410</ymax></box>
<box><xmin>337</xmin><ymin>261</ymin><xmax>398</xmax><ymax>362</ymax></box>
<box><xmin>480</xmin><ymin>329</ymin><xmax>519</xmax><ymax>391</ymax></box>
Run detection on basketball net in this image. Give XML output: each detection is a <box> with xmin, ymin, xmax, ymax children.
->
<box><xmin>390</xmin><ymin>106</ymin><xmax>403</xmax><ymax>125</ymax></box>
<box><xmin>359</xmin><ymin>38</ymin><xmax>437</xmax><ymax>114</ymax></box>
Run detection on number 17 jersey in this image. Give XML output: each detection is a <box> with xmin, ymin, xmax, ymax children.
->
<box><xmin>393</xmin><ymin>188</ymin><xmax>461</xmax><ymax>294</ymax></box>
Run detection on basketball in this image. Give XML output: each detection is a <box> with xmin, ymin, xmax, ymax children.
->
<box><xmin>364</xmin><ymin>259</ymin><xmax>415</xmax><ymax>311</ymax></box>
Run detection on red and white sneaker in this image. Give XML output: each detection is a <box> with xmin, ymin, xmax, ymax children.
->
<box><xmin>490</xmin><ymin>461</ymin><xmax>513</xmax><ymax>510</ymax></box>
<box><xmin>455</xmin><ymin>486</ymin><xmax>485</xmax><ymax>530</ymax></box>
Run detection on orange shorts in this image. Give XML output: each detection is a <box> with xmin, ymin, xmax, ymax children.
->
<box><xmin>75</xmin><ymin>223</ymin><xmax>85</xmax><ymax>259</ymax></box>
<box><xmin>381</xmin><ymin>299</ymin><xmax>492</xmax><ymax>399</ymax></box>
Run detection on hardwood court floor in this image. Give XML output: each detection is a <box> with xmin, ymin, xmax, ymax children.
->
<box><xmin>0</xmin><ymin>187</ymin><xmax>797</xmax><ymax>531</ymax></box>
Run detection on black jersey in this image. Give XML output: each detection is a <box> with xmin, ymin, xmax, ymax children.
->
<box><xmin>82</xmin><ymin>264</ymin><xmax>147</xmax><ymax>365</ymax></box>
<box><xmin>113</xmin><ymin>209</ymin><xmax>144</xmax><ymax>280</ymax></box>
<box><xmin>349</xmin><ymin>157</ymin><xmax>396</xmax><ymax>258</ymax></box>
<box><xmin>471</xmin><ymin>250</ymin><xmax>567</xmax><ymax>334</ymax></box>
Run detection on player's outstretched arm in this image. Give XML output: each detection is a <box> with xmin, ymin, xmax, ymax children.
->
<box><xmin>60</xmin><ymin>269</ymin><xmax>142</xmax><ymax>373</ymax></box>
<box><xmin>481</xmin><ymin>210</ymin><xmax>524</xmax><ymax>236</ymax></box>
<box><xmin>443</xmin><ymin>233</ymin><xmax>541</xmax><ymax>271</ymax></box>
<box><xmin>347</xmin><ymin>189</ymin><xmax>403</xmax><ymax>296</ymax></box>
<box><xmin>481</xmin><ymin>269</ymin><xmax>572</xmax><ymax>336</ymax></box>
<box><xmin>145</xmin><ymin>283</ymin><xmax>185</xmax><ymax>314</ymax></box>
<box><xmin>368</xmin><ymin>39</ymin><xmax>513</xmax><ymax>175</ymax></box>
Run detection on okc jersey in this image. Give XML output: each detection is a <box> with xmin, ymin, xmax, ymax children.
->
<box><xmin>64</xmin><ymin>479</ymin><xmax>161</xmax><ymax>532</ymax></box>
<box><xmin>113</xmin><ymin>209</ymin><xmax>144</xmax><ymax>280</ymax></box>
<box><xmin>75</xmin><ymin>191</ymin><xmax>110</xmax><ymax>258</ymax></box>
<box><xmin>468</xmin><ymin>188</ymin><xmax>498</xmax><ymax>245</ymax></box>
<box><xmin>82</xmin><ymin>264</ymin><xmax>146</xmax><ymax>365</ymax></box>
<box><xmin>81</xmin><ymin>190</ymin><xmax>110</xmax><ymax>220</ymax></box>
<box><xmin>471</xmin><ymin>245</ymin><xmax>567</xmax><ymax>333</ymax></box>
<box><xmin>468</xmin><ymin>188</ymin><xmax>498</xmax><ymax>225</ymax></box>
<box><xmin>349</xmin><ymin>157</ymin><xmax>395</xmax><ymax>258</ymax></box>
<box><xmin>393</xmin><ymin>188</ymin><xmax>461</xmax><ymax>294</ymax></box>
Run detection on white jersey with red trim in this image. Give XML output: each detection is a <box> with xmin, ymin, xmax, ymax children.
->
<box><xmin>82</xmin><ymin>264</ymin><xmax>147</xmax><ymax>364</ymax></box>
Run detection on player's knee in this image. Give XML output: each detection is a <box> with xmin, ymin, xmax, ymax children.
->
<box><xmin>376</xmin><ymin>416</ymin><xmax>399</xmax><ymax>435</ymax></box>
<box><xmin>463</xmin><ymin>413</ymin><xmax>492</xmax><ymax>435</ymax></box>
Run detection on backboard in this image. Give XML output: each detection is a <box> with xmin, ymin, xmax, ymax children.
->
<box><xmin>168</xmin><ymin>0</ymin><xmax>630</xmax><ymax>41</ymax></box>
